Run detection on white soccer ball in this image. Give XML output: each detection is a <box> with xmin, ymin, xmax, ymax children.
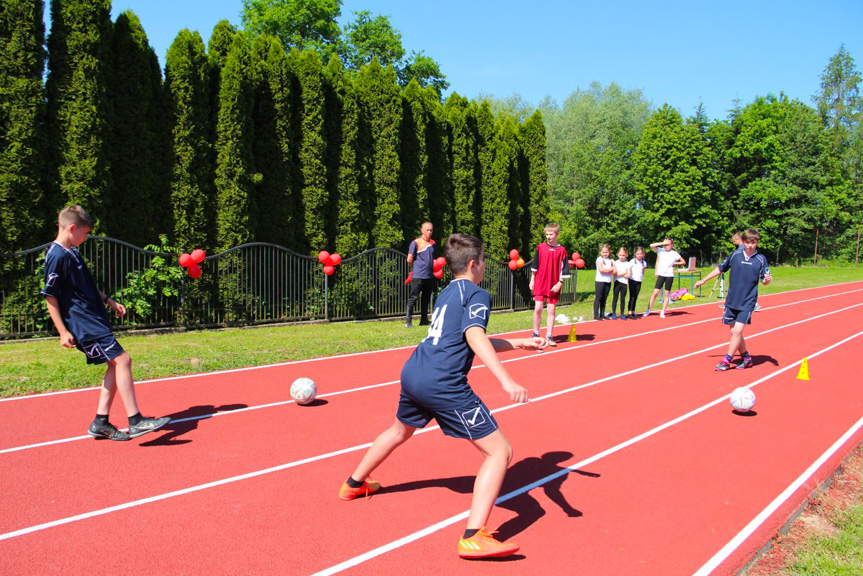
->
<box><xmin>730</xmin><ymin>387</ymin><xmax>756</xmax><ymax>412</ymax></box>
<box><xmin>290</xmin><ymin>377</ymin><xmax>317</xmax><ymax>405</ymax></box>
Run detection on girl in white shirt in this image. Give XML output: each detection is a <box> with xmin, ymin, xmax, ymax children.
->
<box><xmin>626</xmin><ymin>246</ymin><xmax>648</xmax><ymax>318</ymax></box>
<box><xmin>643</xmin><ymin>238</ymin><xmax>686</xmax><ymax>318</ymax></box>
<box><xmin>611</xmin><ymin>247</ymin><xmax>631</xmax><ymax>320</ymax></box>
<box><xmin>593</xmin><ymin>244</ymin><xmax>615</xmax><ymax>320</ymax></box>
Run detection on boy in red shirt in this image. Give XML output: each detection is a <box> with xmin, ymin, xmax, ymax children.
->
<box><xmin>529</xmin><ymin>223</ymin><xmax>570</xmax><ymax>346</ymax></box>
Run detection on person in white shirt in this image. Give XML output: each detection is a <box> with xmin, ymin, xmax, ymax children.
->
<box><xmin>626</xmin><ymin>246</ymin><xmax>648</xmax><ymax>319</ymax></box>
<box><xmin>593</xmin><ymin>244</ymin><xmax>615</xmax><ymax>320</ymax></box>
<box><xmin>610</xmin><ymin>247</ymin><xmax>631</xmax><ymax>320</ymax></box>
<box><xmin>643</xmin><ymin>238</ymin><xmax>686</xmax><ymax>318</ymax></box>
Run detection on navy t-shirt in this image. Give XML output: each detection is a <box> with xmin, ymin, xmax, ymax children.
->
<box><xmin>718</xmin><ymin>249</ymin><xmax>770</xmax><ymax>311</ymax></box>
<box><xmin>40</xmin><ymin>242</ymin><xmax>113</xmax><ymax>343</ymax></box>
<box><xmin>408</xmin><ymin>238</ymin><xmax>436</xmax><ymax>279</ymax></box>
<box><xmin>400</xmin><ymin>279</ymin><xmax>491</xmax><ymax>409</ymax></box>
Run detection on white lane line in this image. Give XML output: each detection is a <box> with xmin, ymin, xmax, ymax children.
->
<box><xmin>3</xmin><ymin>285</ymin><xmax>860</xmax><ymax>404</ymax></box>
<box><xmin>5</xmin><ymin>293</ymin><xmax>861</xmax><ymax>455</ymax></box>
<box><xmin>313</xmin><ymin>330</ymin><xmax>863</xmax><ymax>576</ymax></box>
<box><xmin>694</xmin><ymin>416</ymin><xmax>863</xmax><ymax>575</ymax></box>
<box><xmin>2</xmin><ymin>309</ymin><xmax>861</xmax><ymax>543</ymax></box>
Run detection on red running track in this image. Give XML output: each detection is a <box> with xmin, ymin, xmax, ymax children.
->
<box><xmin>1</xmin><ymin>282</ymin><xmax>862</xmax><ymax>575</ymax></box>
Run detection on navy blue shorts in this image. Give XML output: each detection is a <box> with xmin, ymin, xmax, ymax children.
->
<box><xmin>654</xmin><ymin>276</ymin><xmax>674</xmax><ymax>291</ymax></box>
<box><xmin>722</xmin><ymin>307</ymin><xmax>752</xmax><ymax>326</ymax></box>
<box><xmin>76</xmin><ymin>335</ymin><xmax>125</xmax><ymax>365</ymax></box>
<box><xmin>396</xmin><ymin>393</ymin><xmax>499</xmax><ymax>440</ymax></box>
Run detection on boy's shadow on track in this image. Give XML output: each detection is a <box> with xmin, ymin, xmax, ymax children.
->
<box><xmin>140</xmin><ymin>403</ymin><xmax>248</xmax><ymax>446</ymax></box>
<box><xmin>383</xmin><ymin>451</ymin><xmax>598</xmax><ymax>541</ymax></box>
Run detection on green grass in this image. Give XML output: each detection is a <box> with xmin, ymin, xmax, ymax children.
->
<box><xmin>788</xmin><ymin>505</ymin><xmax>863</xmax><ymax>574</ymax></box>
<box><xmin>2</xmin><ymin>266</ymin><xmax>861</xmax><ymax>397</ymax></box>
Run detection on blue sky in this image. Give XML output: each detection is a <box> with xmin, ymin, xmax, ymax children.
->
<box><xmin>95</xmin><ymin>0</ymin><xmax>863</xmax><ymax>120</ymax></box>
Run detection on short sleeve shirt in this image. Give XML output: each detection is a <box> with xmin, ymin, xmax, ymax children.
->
<box><xmin>655</xmin><ymin>247</ymin><xmax>681</xmax><ymax>277</ymax></box>
<box><xmin>629</xmin><ymin>258</ymin><xmax>647</xmax><ymax>282</ymax></box>
<box><xmin>613</xmin><ymin>260</ymin><xmax>631</xmax><ymax>284</ymax></box>
<box><xmin>408</xmin><ymin>238</ymin><xmax>436</xmax><ymax>279</ymax></box>
<box><xmin>718</xmin><ymin>249</ymin><xmax>770</xmax><ymax>311</ymax></box>
<box><xmin>595</xmin><ymin>257</ymin><xmax>613</xmax><ymax>283</ymax></box>
<box><xmin>40</xmin><ymin>242</ymin><xmax>113</xmax><ymax>343</ymax></box>
<box><xmin>400</xmin><ymin>279</ymin><xmax>490</xmax><ymax>409</ymax></box>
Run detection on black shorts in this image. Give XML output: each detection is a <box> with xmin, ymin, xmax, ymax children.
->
<box><xmin>654</xmin><ymin>276</ymin><xmax>674</xmax><ymax>291</ymax></box>
<box><xmin>396</xmin><ymin>393</ymin><xmax>499</xmax><ymax>440</ymax></box>
<box><xmin>76</xmin><ymin>335</ymin><xmax>125</xmax><ymax>365</ymax></box>
<box><xmin>722</xmin><ymin>307</ymin><xmax>752</xmax><ymax>326</ymax></box>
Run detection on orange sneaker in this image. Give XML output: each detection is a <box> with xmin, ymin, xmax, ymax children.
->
<box><xmin>457</xmin><ymin>527</ymin><xmax>519</xmax><ymax>559</ymax></box>
<box><xmin>338</xmin><ymin>478</ymin><xmax>381</xmax><ymax>500</ymax></box>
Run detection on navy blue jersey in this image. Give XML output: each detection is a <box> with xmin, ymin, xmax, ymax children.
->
<box><xmin>718</xmin><ymin>249</ymin><xmax>770</xmax><ymax>311</ymax></box>
<box><xmin>408</xmin><ymin>238</ymin><xmax>436</xmax><ymax>279</ymax></box>
<box><xmin>40</xmin><ymin>242</ymin><xmax>113</xmax><ymax>343</ymax></box>
<box><xmin>400</xmin><ymin>279</ymin><xmax>491</xmax><ymax>409</ymax></box>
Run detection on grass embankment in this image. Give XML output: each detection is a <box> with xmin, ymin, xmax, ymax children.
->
<box><xmin>1</xmin><ymin>266</ymin><xmax>861</xmax><ymax>398</ymax></box>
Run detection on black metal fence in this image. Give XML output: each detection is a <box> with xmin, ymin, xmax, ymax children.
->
<box><xmin>0</xmin><ymin>237</ymin><xmax>576</xmax><ymax>338</ymax></box>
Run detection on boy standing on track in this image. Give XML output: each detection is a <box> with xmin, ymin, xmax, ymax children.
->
<box><xmin>696</xmin><ymin>228</ymin><xmax>772</xmax><ymax>371</ymax></box>
<box><xmin>339</xmin><ymin>233</ymin><xmax>546</xmax><ymax>559</ymax></box>
<box><xmin>643</xmin><ymin>238</ymin><xmax>686</xmax><ymax>318</ymax></box>
<box><xmin>529</xmin><ymin>222</ymin><xmax>570</xmax><ymax>344</ymax></box>
<box><xmin>405</xmin><ymin>221</ymin><xmax>436</xmax><ymax>328</ymax></box>
<box><xmin>41</xmin><ymin>205</ymin><xmax>171</xmax><ymax>441</ymax></box>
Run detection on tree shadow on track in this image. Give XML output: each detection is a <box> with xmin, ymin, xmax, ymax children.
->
<box><xmin>139</xmin><ymin>403</ymin><xmax>248</xmax><ymax>446</ymax></box>
<box><xmin>383</xmin><ymin>451</ymin><xmax>598</xmax><ymax>540</ymax></box>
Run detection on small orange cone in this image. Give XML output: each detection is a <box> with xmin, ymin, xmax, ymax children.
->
<box><xmin>796</xmin><ymin>358</ymin><xmax>810</xmax><ymax>381</ymax></box>
<box><xmin>568</xmin><ymin>323</ymin><xmax>577</xmax><ymax>343</ymax></box>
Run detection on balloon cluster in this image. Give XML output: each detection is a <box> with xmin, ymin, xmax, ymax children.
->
<box><xmin>318</xmin><ymin>251</ymin><xmax>342</xmax><ymax>276</ymax></box>
<box><xmin>507</xmin><ymin>249</ymin><xmax>525</xmax><ymax>271</ymax></box>
<box><xmin>433</xmin><ymin>257</ymin><xmax>447</xmax><ymax>279</ymax></box>
<box><xmin>178</xmin><ymin>249</ymin><xmax>206</xmax><ymax>279</ymax></box>
<box><xmin>568</xmin><ymin>251</ymin><xmax>585</xmax><ymax>269</ymax></box>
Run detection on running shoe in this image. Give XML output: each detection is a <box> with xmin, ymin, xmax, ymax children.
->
<box><xmin>659</xmin><ymin>311</ymin><xmax>666</xmax><ymax>318</ymax></box>
<box><xmin>736</xmin><ymin>357</ymin><xmax>754</xmax><ymax>370</ymax></box>
<box><xmin>339</xmin><ymin>478</ymin><xmax>381</xmax><ymax>500</ymax></box>
<box><xmin>546</xmin><ymin>337</ymin><xmax>557</xmax><ymax>347</ymax></box>
<box><xmin>457</xmin><ymin>527</ymin><xmax>519</xmax><ymax>559</ymax></box>
<box><xmin>714</xmin><ymin>359</ymin><xmax>733</xmax><ymax>371</ymax></box>
<box><xmin>642</xmin><ymin>309</ymin><xmax>651</xmax><ymax>317</ymax></box>
<box><xmin>754</xmin><ymin>303</ymin><xmax>761</xmax><ymax>312</ymax></box>
<box><xmin>128</xmin><ymin>416</ymin><xmax>171</xmax><ymax>438</ymax></box>
<box><xmin>87</xmin><ymin>420</ymin><xmax>130</xmax><ymax>441</ymax></box>
<box><xmin>531</xmin><ymin>331</ymin><xmax>541</xmax><ymax>338</ymax></box>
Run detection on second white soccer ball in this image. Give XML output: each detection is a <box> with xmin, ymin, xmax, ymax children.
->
<box><xmin>290</xmin><ymin>377</ymin><xmax>317</xmax><ymax>405</ymax></box>
<box><xmin>730</xmin><ymin>387</ymin><xmax>756</xmax><ymax>412</ymax></box>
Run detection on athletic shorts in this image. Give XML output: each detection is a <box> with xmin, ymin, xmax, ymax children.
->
<box><xmin>654</xmin><ymin>276</ymin><xmax>674</xmax><ymax>291</ymax></box>
<box><xmin>396</xmin><ymin>393</ymin><xmax>499</xmax><ymax>440</ymax></box>
<box><xmin>534</xmin><ymin>293</ymin><xmax>560</xmax><ymax>305</ymax></box>
<box><xmin>76</xmin><ymin>335</ymin><xmax>125</xmax><ymax>365</ymax></box>
<box><xmin>722</xmin><ymin>307</ymin><xmax>752</xmax><ymax>326</ymax></box>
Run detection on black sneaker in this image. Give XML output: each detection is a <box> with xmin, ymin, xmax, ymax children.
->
<box><xmin>128</xmin><ymin>416</ymin><xmax>171</xmax><ymax>438</ymax></box>
<box><xmin>88</xmin><ymin>421</ymin><xmax>131</xmax><ymax>441</ymax></box>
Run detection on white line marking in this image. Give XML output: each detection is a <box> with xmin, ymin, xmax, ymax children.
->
<box><xmin>313</xmin><ymin>330</ymin><xmax>863</xmax><ymax>576</ymax></box>
<box><xmin>3</xmin><ymin>285</ymin><xmax>860</xmax><ymax>403</ymax></box>
<box><xmin>2</xmin><ymin>308</ymin><xmax>861</xmax><ymax>543</ymax></box>
<box><xmin>5</xmin><ymin>293</ymin><xmax>861</xmax><ymax>455</ymax></box>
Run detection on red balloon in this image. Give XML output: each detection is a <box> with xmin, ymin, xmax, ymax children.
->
<box><xmin>516</xmin><ymin>257</ymin><xmax>525</xmax><ymax>268</ymax></box>
<box><xmin>575</xmin><ymin>258</ymin><xmax>585</xmax><ymax>269</ymax></box>
<box><xmin>318</xmin><ymin>251</ymin><xmax>330</xmax><ymax>264</ymax></box>
<box><xmin>573</xmin><ymin>252</ymin><xmax>581</xmax><ymax>260</ymax></box>
<box><xmin>324</xmin><ymin>255</ymin><xmax>335</xmax><ymax>266</ymax></box>
<box><xmin>508</xmin><ymin>260</ymin><xmax>518</xmax><ymax>271</ymax></box>
<box><xmin>178</xmin><ymin>253</ymin><xmax>191</xmax><ymax>267</ymax></box>
<box><xmin>433</xmin><ymin>268</ymin><xmax>444</xmax><ymax>279</ymax></box>
<box><xmin>323</xmin><ymin>265</ymin><xmax>335</xmax><ymax>276</ymax></box>
<box><xmin>190</xmin><ymin>249</ymin><xmax>205</xmax><ymax>264</ymax></box>
<box><xmin>330</xmin><ymin>253</ymin><xmax>342</xmax><ymax>266</ymax></box>
<box><xmin>509</xmin><ymin>249</ymin><xmax>519</xmax><ymax>261</ymax></box>
<box><xmin>433</xmin><ymin>257</ymin><xmax>446</xmax><ymax>270</ymax></box>
<box><xmin>188</xmin><ymin>264</ymin><xmax>202</xmax><ymax>279</ymax></box>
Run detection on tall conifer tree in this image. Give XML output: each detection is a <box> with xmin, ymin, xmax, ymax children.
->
<box><xmin>399</xmin><ymin>79</ymin><xmax>434</xmax><ymax>240</ymax></box>
<box><xmin>445</xmin><ymin>94</ymin><xmax>480</xmax><ymax>237</ymax></box>
<box><xmin>355</xmin><ymin>58</ymin><xmax>402</xmax><ymax>248</ymax></box>
<box><xmin>46</xmin><ymin>0</ymin><xmax>113</xmax><ymax>231</ymax></box>
<box><xmin>0</xmin><ymin>0</ymin><xmax>47</xmax><ymax>253</ymax></box>
<box><xmin>519</xmin><ymin>110</ymin><xmax>549</xmax><ymax>248</ymax></box>
<box><xmin>476</xmin><ymin>102</ymin><xmax>508</xmax><ymax>259</ymax></box>
<box><xmin>165</xmin><ymin>29</ymin><xmax>214</xmax><ymax>251</ymax></box>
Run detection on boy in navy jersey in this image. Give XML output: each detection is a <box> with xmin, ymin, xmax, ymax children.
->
<box><xmin>41</xmin><ymin>206</ymin><xmax>170</xmax><ymax>441</ymax></box>
<box><xmin>696</xmin><ymin>228</ymin><xmax>772</xmax><ymax>370</ymax></box>
<box><xmin>339</xmin><ymin>234</ymin><xmax>546</xmax><ymax>558</ymax></box>
<box><xmin>529</xmin><ymin>223</ymin><xmax>570</xmax><ymax>344</ymax></box>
